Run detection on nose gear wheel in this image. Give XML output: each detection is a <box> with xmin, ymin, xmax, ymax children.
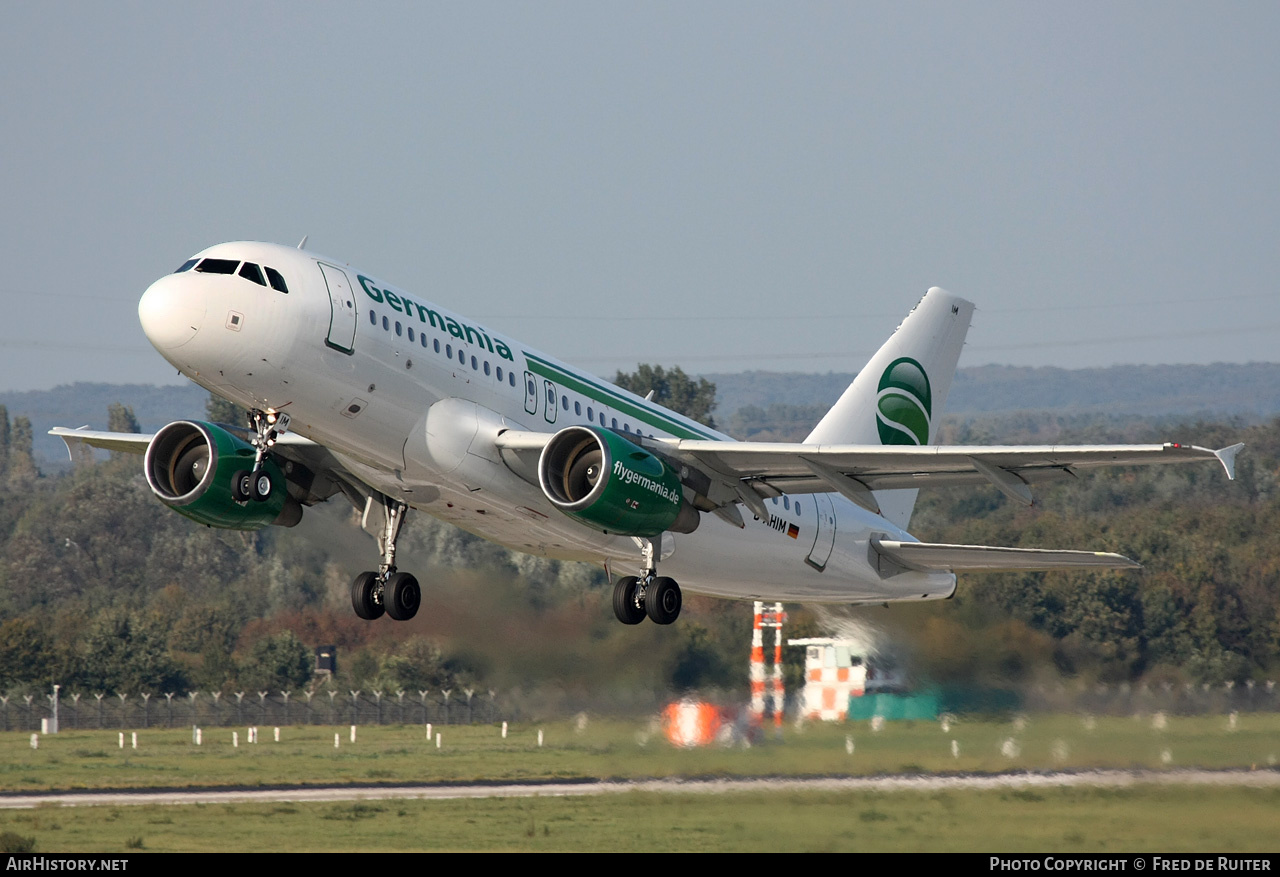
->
<box><xmin>232</xmin><ymin>408</ymin><xmax>290</xmax><ymax>505</ymax></box>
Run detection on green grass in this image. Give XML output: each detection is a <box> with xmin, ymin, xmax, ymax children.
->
<box><xmin>1</xmin><ymin>714</ymin><xmax>1277</xmax><ymax>851</ymax></box>
<box><xmin>1</xmin><ymin>713</ymin><xmax>1276</xmax><ymax>792</ymax></box>
<box><xmin>1</xmin><ymin>786</ymin><xmax>1277</xmax><ymax>852</ymax></box>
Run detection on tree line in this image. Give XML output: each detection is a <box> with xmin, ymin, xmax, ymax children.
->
<box><xmin>0</xmin><ymin>374</ymin><xmax>1274</xmax><ymax>708</ymax></box>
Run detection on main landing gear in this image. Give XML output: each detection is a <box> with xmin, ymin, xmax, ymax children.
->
<box><xmin>232</xmin><ymin>409</ymin><xmax>290</xmax><ymax>503</ymax></box>
<box><xmin>350</xmin><ymin>495</ymin><xmax>421</xmax><ymax>622</ymax></box>
<box><xmin>612</xmin><ymin>538</ymin><xmax>682</xmax><ymax>625</ymax></box>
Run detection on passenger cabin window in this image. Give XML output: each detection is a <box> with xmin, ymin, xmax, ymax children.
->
<box><xmin>174</xmin><ymin>259</ymin><xmax>198</xmax><ymax>273</ymax></box>
<box><xmin>239</xmin><ymin>262</ymin><xmax>266</xmax><ymax>286</ymax></box>
<box><xmin>195</xmin><ymin>258</ymin><xmax>238</xmax><ymax>274</ymax></box>
<box><xmin>264</xmin><ymin>267</ymin><xmax>289</xmax><ymax>293</ymax></box>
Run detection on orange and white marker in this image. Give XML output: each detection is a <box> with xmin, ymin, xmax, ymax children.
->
<box><xmin>750</xmin><ymin>601</ymin><xmax>787</xmax><ymax>726</ymax></box>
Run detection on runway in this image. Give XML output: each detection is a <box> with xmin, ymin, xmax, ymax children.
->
<box><xmin>1</xmin><ymin>769</ymin><xmax>1276</xmax><ymax>809</ymax></box>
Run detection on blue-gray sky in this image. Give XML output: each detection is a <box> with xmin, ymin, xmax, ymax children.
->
<box><xmin>2</xmin><ymin>2</ymin><xmax>1276</xmax><ymax>391</ymax></box>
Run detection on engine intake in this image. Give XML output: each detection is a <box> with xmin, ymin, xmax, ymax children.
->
<box><xmin>538</xmin><ymin>425</ymin><xmax>699</xmax><ymax>536</ymax></box>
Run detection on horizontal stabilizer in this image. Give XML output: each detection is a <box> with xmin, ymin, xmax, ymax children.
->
<box><xmin>870</xmin><ymin>537</ymin><xmax>1140</xmax><ymax>576</ymax></box>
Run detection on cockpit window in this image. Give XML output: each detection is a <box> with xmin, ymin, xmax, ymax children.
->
<box><xmin>174</xmin><ymin>259</ymin><xmax>198</xmax><ymax>273</ymax></box>
<box><xmin>239</xmin><ymin>262</ymin><xmax>267</xmax><ymax>286</ymax></box>
<box><xmin>195</xmin><ymin>258</ymin><xmax>239</xmax><ymax>275</ymax></box>
<box><xmin>264</xmin><ymin>266</ymin><xmax>289</xmax><ymax>293</ymax></box>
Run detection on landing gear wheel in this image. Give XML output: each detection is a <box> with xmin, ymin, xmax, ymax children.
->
<box><xmin>645</xmin><ymin>576</ymin><xmax>682</xmax><ymax>625</ymax></box>
<box><xmin>251</xmin><ymin>471</ymin><xmax>273</xmax><ymax>502</ymax></box>
<box><xmin>612</xmin><ymin>576</ymin><xmax>646</xmax><ymax>625</ymax></box>
<box><xmin>385</xmin><ymin>572</ymin><xmax>421</xmax><ymax>621</ymax></box>
<box><xmin>232</xmin><ymin>470</ymin><xmax>253</xmax><ymax>504</ymax></box>
<box><xmin>351</xmin><ymin>571</ymin><xmax>384</xmax><ymax>620</ymax></box>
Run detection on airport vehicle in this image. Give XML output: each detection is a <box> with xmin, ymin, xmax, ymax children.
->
<box><xmin>53</xmin><ymin>242</ymin><xmax>1242</xmax><ymax>625</ymax></box>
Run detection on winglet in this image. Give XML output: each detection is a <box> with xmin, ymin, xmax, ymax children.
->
<box><xmin>50</xmin><ymin>426</ymin><xmax>87</xmax><ymax>461</ymax></box>
<box><xmin>1213</xmin><ymin>442</ymin><xmax>1244</xmax><ymax>481</ymax></box>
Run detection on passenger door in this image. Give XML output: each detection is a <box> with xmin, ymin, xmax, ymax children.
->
<box><xmin>805</xmin><ymin>493</ymin><xmax>837</xmax><ymax>571</ymax></box>
<box><xmin>318</xmin><ymin>263</ymin><xmax>357</xmax><ymax>353</ymax></box>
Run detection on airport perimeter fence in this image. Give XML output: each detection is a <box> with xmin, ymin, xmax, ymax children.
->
<box><xmin>0</xmin><ymin>689</ymin><xmax>507</xmax><ymax>732</ymax></box>
<box><xmin>1</xmin><ymin>681</ymin><xmax>1276</xmax><ymax>732</ymax></box>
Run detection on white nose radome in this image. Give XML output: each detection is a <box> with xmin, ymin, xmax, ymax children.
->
<box><xmin>138</xmin><ymin>275</ymin><xmax>205</xmax><ymax>350</ymax></box>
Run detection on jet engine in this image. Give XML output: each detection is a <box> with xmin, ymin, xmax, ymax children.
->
<box><xmin>144</xmin><ymin>421</ymin><xmax>302</xmax><ymax>530</ymax></box>
<box><xmin>538</xmin><ymin>425</ymin><xmax>699</xmax><ymax>537</ymax></box>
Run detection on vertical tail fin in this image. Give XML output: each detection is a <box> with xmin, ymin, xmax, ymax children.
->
<box><xmin>805</xmin><ymin>287</ymin><xmax>973</xmax><ymax>529</ymax></box>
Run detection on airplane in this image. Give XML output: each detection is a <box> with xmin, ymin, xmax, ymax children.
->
<box><xmin>52</xmin><ymin>241</ymin><xmax>1243</xmax><ymax>626</ymax></box>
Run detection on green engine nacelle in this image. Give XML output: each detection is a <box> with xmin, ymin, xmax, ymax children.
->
<box><xmin>144</xmin><ymin>420</ymin><xmax>298</xmax><ymax>530</ymax></box>
<box><xmin>538</xmin><ymin>425</ymin><xmax>699</xmax><ymax>537</ymax></box>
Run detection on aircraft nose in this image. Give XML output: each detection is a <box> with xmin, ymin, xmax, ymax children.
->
<box><xmin>139</xmin><ymin>274</ymin><xmax>205</xmax><ymax>350</ymax></box>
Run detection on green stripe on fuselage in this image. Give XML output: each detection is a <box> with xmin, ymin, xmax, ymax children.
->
<box><xmin>523</xmin><ymin>353</ymin><xmax>719</xmax><ymax>441</ymax></box>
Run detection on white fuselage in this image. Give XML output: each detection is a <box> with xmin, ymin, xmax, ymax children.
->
<box><xmin>138</xmin><ymin>241</ymin><xmax>956</xmax><ymax>603</ymax></box>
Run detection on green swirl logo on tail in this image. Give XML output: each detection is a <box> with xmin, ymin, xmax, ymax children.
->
<box><xmin>876</xmin><ymin>357</ymin><xmax>932</xmax><ymax>445</ymax></box>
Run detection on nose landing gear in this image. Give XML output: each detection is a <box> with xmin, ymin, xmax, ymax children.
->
<box><xmin>232</xmin><ymin>408</ymin><xmax>290</xmax><ymax>503</ymax></box>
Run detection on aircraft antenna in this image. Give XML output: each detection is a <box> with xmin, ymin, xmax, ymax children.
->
<box><xmin>297</xmin><ymin>235</ymin><xmax>309</xmax><ymax>250</ymax></box>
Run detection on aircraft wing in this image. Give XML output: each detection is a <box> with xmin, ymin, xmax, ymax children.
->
<box><xmin>869</xmin><ymin>537</ymin><xmax>1140</xmax><ymax>575</ymax></box>
<box><xmin>494</xmin><ymin>429</ymin><xmax>1242</xmax><ymax>518</ymax></box>
<box><xmin>50</xmin><ymin>427</ymin><xmax>155</xmax><ymax>455</ymax></box>
<box><xmin>49</xmin><ymin>426</ymin><xmax>359</xmax><ymax>508</ymax></box>
<box><xmin>659</xmin><ymin>439</ymin><xmax>1243</xmax><ymax>514</ymax></box>
<box><xmin>52</xmin><ymin>425</ymin><xmax>331</xmax><ymax>463</ymax></box>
